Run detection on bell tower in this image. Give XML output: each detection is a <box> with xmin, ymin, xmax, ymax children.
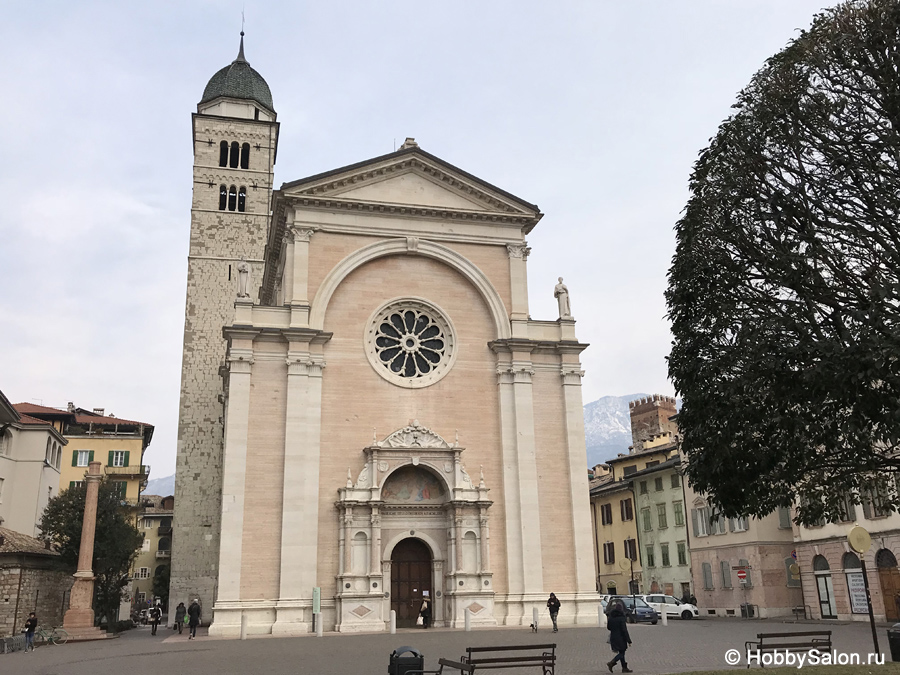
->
<box><xmin>170</xmin><ymin>32</ymin><xmax>279</xmax><ymax>611</ymax></box>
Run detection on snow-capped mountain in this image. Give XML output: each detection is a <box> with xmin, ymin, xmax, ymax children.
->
<box><xmin>144</xmin><ymin>473</ymin><xmax>175</xmax><ymax>497</ymax></box>
<box><xmin>583</xmin><ymin>393</ymin><xmax>647</xmax><ymax>468</ymax></box>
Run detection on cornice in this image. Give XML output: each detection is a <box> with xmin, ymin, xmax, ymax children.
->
<box><xmin>489</xmin><ymin>338</ymin><xmax>589</xmax><ymax>354</ymax></box>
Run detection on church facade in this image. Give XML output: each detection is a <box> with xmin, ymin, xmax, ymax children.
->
<box><xmin>171</xmin><ymin>36</ymin><xmax>598</xmax><ymax>635</ymax></box>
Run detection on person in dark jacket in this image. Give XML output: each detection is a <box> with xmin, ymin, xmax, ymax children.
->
<box><xmin>24</xmin><ymin>612</ymin><xmax>37</xmax><ymax>652</ymax></box>
<box><xmin>547</xmin><ymin>593</ymin><xmax>561</xmax><ymax>632</ymax></box>
<box><xmin>149</xmin><ymin>604</ymin><xmax>161</xmax><ymax>635</ymax></box>
<box><xmin>420</xmin><ymin>598</ymin><xmax>432</xmax><ymax>629</ymax></box>
<box><xmin>174</xmin><ymin>602</ymin><xmax>186</xmax><ymax>634</ymax></box>
<box><xmin>606</xmin><ymin>601</ymin><xmax>632</xmax><ymax>673</ymax></box>
<box><xmin>187</xmin><ymin>599</ymin><xmax>201</xmax><ymax>639</ymax></box>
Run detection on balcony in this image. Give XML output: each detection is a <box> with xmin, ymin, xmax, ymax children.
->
<box><xmin>157</xmin><ymin>526</ymin><xmax>172</xmax><ymax>536</ymax></box>
<box><xmin>105</xmin><ymin>464</ymin><xmax>150</xmax><ymax>479</ymax></box>
<box><xmin>156</xmin><ymin>550</ymin><xmax>171</xmax><ymax>559</ymax></box>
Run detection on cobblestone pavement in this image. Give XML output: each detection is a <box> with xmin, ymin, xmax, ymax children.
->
<box><xmin>4</xmin><ymin>618</ymin><xmax>893</xmax><ymax>675</ymax></box>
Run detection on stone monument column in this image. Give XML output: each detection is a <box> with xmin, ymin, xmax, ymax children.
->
<box><xmin>63</xmin><ymin>461</ymin><xmax>106</xmax><ymax>638</ymax></box>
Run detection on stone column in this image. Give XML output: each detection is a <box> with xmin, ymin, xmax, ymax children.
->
<box><xmin>455</xmin><ymin>513</ymin><xmax>465</xmax><ymax>572</ymax></box>
<box><xmin>479</xmin><ymin>509</ymin><xmax>491</xmax><ymax>573</ymax></box>
<box><xmin>343</xmin><ymin>507</ymin><xmax>354</xmax><ymax>574</ymax></box>
<box><xmin>63</xmin><ymin>461</ymin><xmax>105</xmax><ymax>637</ymax></box>
<box><xmin>370</xmin><ymin>508</ymin><xmax>382</xmax><ymax>576</ymax></box>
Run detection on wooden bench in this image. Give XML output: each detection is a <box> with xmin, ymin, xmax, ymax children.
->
<box><xmin>408</xmin><ymin>658</ymin><xmax>475</xmax><ymax>675</ymax></box>
<box><xmin>462</xmin><ymin>644</ymin><xmax>556</xmax><ymax>674</ymax></box>
<box><xmin>744</xmin><ymin>631</ymin><xmax>832</xmax><ymax>668</ymax></box>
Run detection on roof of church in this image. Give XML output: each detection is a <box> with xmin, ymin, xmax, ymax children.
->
<box><xmin>200</xmin><ymin>33</ymin><xmax>274</xmax><ymax>113</ymax></box>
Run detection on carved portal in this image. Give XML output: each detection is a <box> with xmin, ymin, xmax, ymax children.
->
<box><xmin>334</xmin><ymin>423</ymin><xmax>495</xmax><ymax>631</ymax></box>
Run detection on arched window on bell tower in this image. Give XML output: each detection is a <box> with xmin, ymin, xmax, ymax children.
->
<box><xmin>240</xmin><ymin>143</ymin><xmax>250</xmax><ymax>169</ymax></box>
<box><xmin>219</xmin><ymin>185</ymin><xmax>227</xmax><ymax>210</ymax></box>
<box><xmin>229</xmin><ymin>142</ymin><xmax>239</xmax><ymax>168</ymax></box>
<box><xmin>238</xmin><ymin>186</ymin><xmax>246</xmax><ymax>212</ymax></box>
<box><xmin>219</xmin><ymin>141</ymin><xmax>228</xmax><ymax>167</ymax></box>
<box><xmin>228</xmin><ymin>185</ymin><xmax>237</xmax><ymax>211</ymax></box>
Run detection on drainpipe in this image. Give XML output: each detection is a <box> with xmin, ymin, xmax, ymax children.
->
<box><xmin>12</xmin><ymin>555</ymin><xmax>25</xmax><ymax>637</ymax></box>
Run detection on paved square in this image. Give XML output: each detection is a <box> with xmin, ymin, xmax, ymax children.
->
<box><xmin>5</xmin><ymin>619</ymin><xmax>893</xmax><ymax>675</ymax></box>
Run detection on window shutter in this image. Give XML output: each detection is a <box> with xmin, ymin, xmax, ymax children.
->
<box><xmin>72</xmin><ymin>451</ymin><xmax>78</xmax><ymax>467</ymax></box>
<box><xmin>862</xmin><ymin>498</ymin><xmax>872</xmax><ymax>520</ymax></box>
<box><xmin>69</xmin><ymin>481</ymin><xmax>75</xmax><ymax>489</ymax></box>
<box><xmin>691</xmin><ymin>508</ymin><xmax>700</xmax><ymax>537</ymax></box>
<box><xmin>88</xmin><ymin>450</ymin><xmax>94</xmax><ymax>462</ymax></box>
<box><xmin>620</xmin><ymin>500</ymin><xmax>625</xmax><ymax>521</ymax></box>
<box><xmin>108</xmin><ymin>451</ymin><xmax>114</xmax><ymax>466</ymax></box>
<box><xmin>124</xmin><ymin>451</ymin><xmax>130</xmax><ymax>467</ymax></box>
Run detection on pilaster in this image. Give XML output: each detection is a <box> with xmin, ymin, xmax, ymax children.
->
<box><xmin>506</xmin><ymin>243</ymin><xmax>531</xmax><ymax>339</ymax></box>
<box><xmin>289</xmin><ymin>225</ymin><xmax>317</xmax><ymax>328</ymax></box>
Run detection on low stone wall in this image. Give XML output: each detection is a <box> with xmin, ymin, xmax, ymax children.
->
<box><xmin>0</xmin><ymin>555</ymin><xmax>74</xmax><ymax>637</ymax></box>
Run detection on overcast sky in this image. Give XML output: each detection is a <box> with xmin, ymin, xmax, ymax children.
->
<box><xmin>2</xmin><ymin>1</ymin><xmax>830</xmax><ymax>477</ymax></box>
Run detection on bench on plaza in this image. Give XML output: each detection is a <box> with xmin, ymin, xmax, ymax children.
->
<box><xmin>744</xmin><ymin>631</ymin><xmax>832</xmax><ymax>668</ymax></box>
<box><xmin>461</xmin><ymin>644</ymin><xmax>557</xmax><ymax>674</ymax></box>
<box><xmin>409</xmin><ymin>658</ymin><xmax>476</xmax><ymax>675</ymax></box>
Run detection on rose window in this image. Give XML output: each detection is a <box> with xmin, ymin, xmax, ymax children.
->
<box><xmin>365</xmin><ymin>299</ymin><xmax>456</xmax><ymax>388</ymax></box>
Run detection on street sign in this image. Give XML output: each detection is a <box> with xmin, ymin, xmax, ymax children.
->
<box><xmin>848</xmin><ymin>526</ymin><xmax>872</xmax><ymax>555</ymax></box>
<box><xmin>791</xmin><ymin>550</ymin><xmax>797</xmax><ymax>560</ymax></box>
<box><xmin>737</xmin><ymin>569</ymin><xmax>748</xmax><ymax>582</ymax></box>
<box><xmin>789</xmin><ymin>563</ymin><xmax>800</xmax><ymax>575</ymax></box>
<box><xmin>731</xmin><ymin>565</ymin><xmax>752</xmax><ymax>570</ymax></box>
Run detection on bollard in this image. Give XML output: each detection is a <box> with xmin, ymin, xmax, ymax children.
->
<box><xmin>661</xmin><ymin>608</ymin><xmax>668</xmax><ymax>626</ymax></box>
<box><xmin>465</xmin><ymin>608</ymin><xmax>472</xmax><ymax>632</ymax></box>
<box><xmin>240</xmin><ymin>614</ymin><xmax>248</xmax><ymax>640</ymax></box>
<box><xmin>533</xmin><ymin>607</ymin><xmax>539</xmax><ymax>631</ymax></box>
<box><xmin>315</xmin><ymin>612</ymin><xmax>323</xmax><ymax>637</ymax></box>
<box><xmin>390</xmin><ymin>609</ymin><xmax>397</xmax><ymax>634</ymax></box>
<box><xmin>599</xmin><ymin>605</ymin><xmax>606</xmax><ymax>627</ymax></box>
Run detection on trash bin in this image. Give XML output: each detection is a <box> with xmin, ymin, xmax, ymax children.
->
<box><xmin>389</xmin><ymin>646</ymin><xmax>425</xmax><ymax>675</ymax></box>
<box><xmin>888</xmin><ymin>624</ymin><xmax>900</xmax><ymax>662</ymax></box>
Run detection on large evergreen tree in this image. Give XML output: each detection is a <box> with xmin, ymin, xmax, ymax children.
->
<box><xmin>666</xmin><ymin>0</ymin><xmax>900</xmax><ymax>524</ymax></box>
<box><xmin>40</xmin><ymin>481</ymin><xmax>143</xmax><ymax>631</ymax></box>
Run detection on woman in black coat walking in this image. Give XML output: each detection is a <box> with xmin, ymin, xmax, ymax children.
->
<box><xmin>606</xmin><ymin>602</ymin><xmax>632</xmax><ymax>673</ymax></box>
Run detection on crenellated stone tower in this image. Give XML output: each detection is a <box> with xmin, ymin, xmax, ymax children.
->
<box><xmin>170</xmin><ymin>33</ymin><xmax>279</xmax><ymax>611</ymax></box>
<box><xmin>628</xmin><ymin>394</ymin><xmax>678</xmax><ymax>452</ymax></box>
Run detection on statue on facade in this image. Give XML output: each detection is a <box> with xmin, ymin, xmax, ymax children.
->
<box><xmin>237</xmin><ymin>257</ymin><xmax>251</xmax><ymax>298</ymax></box>
<box><xmin>554</xmin><ymin>277</ymin><xmax>571</xmax><ymax>318</ymax></box>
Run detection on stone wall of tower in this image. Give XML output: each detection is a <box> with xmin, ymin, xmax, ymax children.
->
<box><xmin>170</xmin><ymin>112</ymin><xmax>277</xmax><ymax>613</ymax></box>
<box><xmin>628</xmin><ymin>394</ymin><xmax>678</xmax><ymax>452</ymax></box>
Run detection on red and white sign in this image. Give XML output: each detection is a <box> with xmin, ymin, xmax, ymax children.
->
<box><xmin>737</xmin><ymin>569</ymin><xmax>748</xmax><ymax>582</ymax></box>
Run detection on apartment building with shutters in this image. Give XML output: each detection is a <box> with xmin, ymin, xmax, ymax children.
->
<box><xmin>131</xmin><ymin>494</ymin><xmax>175</xmax><ymax>612</ymax></box>
<box><xmin>13</xmin><ymin>403</ymin><xmax>153</xmax><ymax>503</ymax></box>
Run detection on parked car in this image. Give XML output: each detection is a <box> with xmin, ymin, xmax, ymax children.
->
<box><xmin>640</xmin><ymin>594</ymin><xmax>699</xmax><ymax>620</ymax></box>
<box><xmin>608</xmin><ymin>595</ymin><xmax>659</xmax><ymax>624</ymax></box>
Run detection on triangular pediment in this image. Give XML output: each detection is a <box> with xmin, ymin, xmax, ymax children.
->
<box><xmin>280</xmin><ymin>146</ymin><xmax>541</xmax><ymax>218</ymax></box>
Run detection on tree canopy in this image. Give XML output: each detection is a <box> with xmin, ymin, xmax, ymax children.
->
<box><xmin>40</xmin><ymin>481</ymin><xmax>143</xmax><ymax>630</ymax></box>
<box><xmin>666</xmin><ymin>0</ymin><xmax>900</xmax><ymax>525</ymax></box>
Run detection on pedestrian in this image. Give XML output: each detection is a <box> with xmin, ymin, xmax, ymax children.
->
<box><xmin>23</xmin><ymin>612</ymin><xmax>37</xmax><ymax>653</ymax></box>
<box><xmin>547</xmin><ymin>593</ymin><xmax>561</xmax><ymax>632</ymax></box>
<box><xmin>174</xmin><ymin>602</ymin><xmax>186</xmax><ymax>634</ymax></box>
<box><xmin>606</xmin><ymin>601</ymin><xmax>633</xmax><ymax>673</ymax></box>
<box><xmin>681</xmin><ymin>590</ymin><xmax>691</xmax><ymax>605</ymax></box>
<box><xmin>149</xmin><ymin>603</ymin><xmax>161</xmax><ymax>635</ymax></box>
<box><xmin>689</xmin><ymin>594</ymin><xmax>697</xmax><ymax>606</ymax></box>
<box><xmin>420</xmin><ymin>597</ymin><xmax>432</xmax><ymax>629</ymax></box>
<box><xmin>188</xmin><ymin>598</ymin><xmax>201</xmax><ymax>639</ymax></box>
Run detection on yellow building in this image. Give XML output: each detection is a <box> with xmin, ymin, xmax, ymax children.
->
<box><xmin>132</xmin><ymin>494</ymin><xmax>174</xmax><ymax>611</ymax></box>
<box><xmin>13</xmin><ymin>403</ymin><xmax>152</xmax><ymax>502</ymax></box>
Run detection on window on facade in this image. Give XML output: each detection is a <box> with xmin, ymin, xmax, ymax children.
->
<box><xmin>620</xmin><ymin>498</ymin><xmax>633</xmax><ymax>522</ymax></box>
<box><xmin>677</xmin><ymin>541</ymin><xmax>687</xmax><ymax>565</ymax></box>
<box><xmin>623</xmin><ymin>465</ymin><xmax>637</xmax><ymax>476</ymax></box>
<box><xmin>730</xmin><ymin>516</ymin><xmax>749</xmax><ymax>532</ymax></box>
<box><xmin>113</xmin><ymin>481</ymin><xmax>127</xmax><ymax>499</ymax></box>
<box><xmin>661</xmin><ymin>543</ymin><xmax>670</xmax><ymax>567</ymax></box>
<box><xmin>219</xmin><ymin>185</ymin><xmax>228</xmax><ymax>210</ymax></box>
<box><xmin>229</xmin><ymin>141</ymin><xmax>240</xmax><ymax>168</ymax></box>
<box><xmin>137</xmin><ymin>592</ymin><xmax>146</xmax><ymax>604</ymax></box>
<box><xmin>600</xmin><ymin>503</ymin><xmax>613</xmax><ymax>525</ymax></box>
<box><xmin>240</xmin><ymin>143</ymin><xmax>250</xmax><ymax>169</ymax></box>
<box><xmin>639</xmin><ymin>481</ymin><xmax>648</xmax><ymax>495</ymax></box>
<box><xmin>641</xmin><ymin>507</ymin><xmax>652</xmax><ymax>532</ymax></box>
<box><xmin>835</xmin><ymin>493</ymin><xmax>856</xmax><ymax>523</ymax></box>
<box><xmin>710</xmin><ymin>510</ymin><xmax>727</xmax><ymax>535</ymax></box>
<box><xmin>603</xmin><ymin>542</ymin><xmax>615</xmax><ymax>565</ymax></box>
<box><xmin>702</xmin><ymin>562</ymin><xmax>714</xmax><ymax>589</ymax></box>
<box><xmin>158</xmin><ymin>537</ymin><xmax>171</xmax><ymax>552</ymax></box>
<box><xmin>721</xmin><ymin>560</ymin><xmax>732</xmax><ymax>588</ymax></box>
<box><xmin>219</xmin><ymin>141</ymin><xmax>229</xmax><ymax>167</ymax></box>
<box><xmin>0</xmin><ymin>429</ymin><xmax>11</xmax><ymax>455</ymax></box>
<box><xmin>228</xmin><ymin>185</ymin><xmax>237</xmax><ymax>211</ymax></box>
<box><xmin>657</xmin><ymin>503</ymin><xmax>668</xmax><ymax>529</ymax></box>
<box><xmin>138</xmin><ymin>567</ymin><xmax>150</xmax><ymax>579</ymax></box>
<box><xmin>654</xmin><ymin>477</ymin><xmax>664</xmax><ymax>492</ymax></box>
<box><xmin>671</xmin><ymin>474</ymin><xmax>680</xmax><ymax>489</ymax></box>
<box><xmin>238</xmin><ymin>186</ymin><xmax>247</xmax><ymax>213</ymax></box>
<box><xmin>624</xmin><ymin>538</ymin><xmax>637</xmax><ymax>561</ymax></box>
<box><xmin>863</xmin><ymin>481</ymin><xmax>890</xmax><ymax>518</ymax></box>
<box><xmin>693</xmin><ymin>507</ymin><xmax>709</xmax><ymax>537</ymax></box>
<box><xmin>68</xmin><ymin>480</ymin><xmax>85</xmax><ymax>489</ymax></box>
<box><xmin>75</xmin><ymin>450</ymin><xmax>91</xmax><ymax>467</ymax></box>
<box><xmin>673</xmin><ymin>501</ymin><xmax>684</xmax><ymax>527</ymax></box>
<box><xmin>111</xmin><ymin>451</ymin><xmax>126</xmax><ymax>467</ymax></box>
<box><xmin>645</xmin><ymin>545</ymin><xmax>655</xmax><ymax>567</ymax></box>
<box><xmin>645</xmin><ymin>460</ymin><xmax>659</xmax><ymax>468</ymax></box>
<box><xmin>778</xmin><ymin>505</ymin><xmax>792</xmax><ymax>529</ymax></box>
<box><xmin>0</xmin><ymin>477</ymin><xmax>4</xmax><ymax>502</ymax></box>
<box><xmin>45</xmin><ymin>439</ymin><xmax>52</xmax><ymax>463</ymax></box>
<box><xmin>141</xmin><ymin>539</ymin><xmax>150</xmax><ymax>552</ymax></box>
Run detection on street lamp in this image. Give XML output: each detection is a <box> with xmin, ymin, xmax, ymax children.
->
<box><xmin>848</xmin><ymin>524</ymin><xmax>879</xmax><ymax>654</ymax></box>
